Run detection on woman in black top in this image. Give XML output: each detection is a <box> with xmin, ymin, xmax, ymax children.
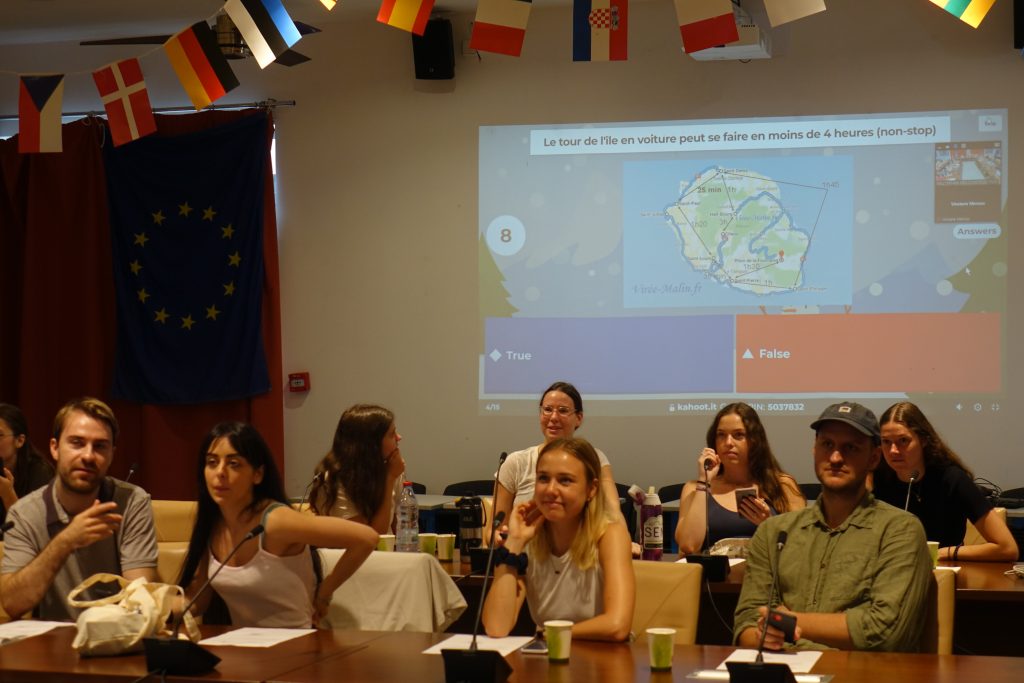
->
<box><xmin>875</xmin><ymin>402</ymin><xmax>1017</xmax><ymax>562</ymax></box>
<box><xmin>0</xmin><ymin>403</ymin><xmax>54</xmax><ymax>526</ymax></box>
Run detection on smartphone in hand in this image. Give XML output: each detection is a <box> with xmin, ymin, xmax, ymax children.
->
<box><xmin>735</xmin><ymin>487</ymin><xmax>758</xmax><ymax>513</ymax></box>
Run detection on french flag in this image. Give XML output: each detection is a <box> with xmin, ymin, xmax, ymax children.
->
<box><xmin>674</xmin><ymin>0</ymin><xmax>738</xmax><ymax>54</ymax></box>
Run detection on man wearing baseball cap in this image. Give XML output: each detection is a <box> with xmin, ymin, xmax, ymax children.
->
<box><xmin>734</xmin><ymin>402</ymin><xmax>932</xmax><ymax>651</ymax></box>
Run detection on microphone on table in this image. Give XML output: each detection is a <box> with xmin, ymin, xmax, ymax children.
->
<box><xmin>684</xmin><ymin>456</ymin><xmax>730</xmax><ymax>581</ymax></box>
<box><xmin>727</xmin><ymin>530</ymin><xmax>797</xmax><ymax>683</ymax></box>
<box><xmin>904</xmin><ymin>470</ymin><xmax>920</xmax><ymax>511</ymax></box>
<box><xmin>442</xmin><ymin>509</ymin><xmax>512</xmax><ymax>683</ymax></box>
<box><xmin>143</xmin><ymin>524</ymin><xmax>264</xmax><ymax>676</ymax></box>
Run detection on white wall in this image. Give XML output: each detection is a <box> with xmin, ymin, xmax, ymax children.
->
<box><xmin>2</xmin><ymin>1</ymin><xmax>1020</xmax><ymax>495</ymax></box>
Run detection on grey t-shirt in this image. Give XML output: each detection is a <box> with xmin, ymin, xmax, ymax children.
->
<box><xmin>1</xmin><ymin>477</ymin><xmax>158</xmax><ymax>621</ymax></box>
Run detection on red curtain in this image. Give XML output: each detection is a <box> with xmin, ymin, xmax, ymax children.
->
<box><xmin>0</xmin><ymin>111</ymin><xmax>283</xmax><ymax>500</ymax></box>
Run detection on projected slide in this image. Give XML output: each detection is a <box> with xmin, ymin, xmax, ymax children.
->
<box><xmin>478</xmin><ymin>110</ymin><xmax>1007</xmax><ymax>416</ymax></box>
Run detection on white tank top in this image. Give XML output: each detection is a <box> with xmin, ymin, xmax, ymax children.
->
<box><xmin>209</xmin><ymin>504</ymin><xmax>317</xmax><ymax>628</ymax></box>
<box><xmin>525</xmin><ymin>548</ymin><xmax>604</xmax><ymax>628</ymax></box>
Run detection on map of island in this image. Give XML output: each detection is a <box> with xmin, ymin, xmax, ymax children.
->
<box><xmin>622</xmin><ymin>157</ymin><xmax>853</xmax><ymax>309</ymax></box>
<box><xmin>664</xmin><ymin>167</ymin><xmax>814</xmax><ymax>295</ymax></box>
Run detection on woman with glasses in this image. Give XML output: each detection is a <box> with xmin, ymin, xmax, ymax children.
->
<box><xmin>0</xmin><ymin>403</ymin><xmax>54</xmax><ymax>526</ymax></box>
<box><xmin>493</xmin><ymin>381</ymin><xmax>622</xmax><ymax>530</ymax></box>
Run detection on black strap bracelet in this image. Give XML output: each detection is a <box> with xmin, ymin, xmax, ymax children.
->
<box><xmin>493</xmin><ymin>547</ymin><xmax>528</xmax><ymax>575</ymax></box>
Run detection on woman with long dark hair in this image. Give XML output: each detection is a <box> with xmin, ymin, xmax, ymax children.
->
<box><xmin>0</xmin><ymin>403</ymin><xmax>54</xmax><ymax>526</ymax></box>
<box><xmin>874</xmin><ymin>402</ymin><xmax>1017</xmax><ymax>562</ymax></box>
<box><xmin>675</xmin><ymin>402</ymin><xmax>804</xmax><ymax>555</ymax></box>
<box><xmin>483</xmin><ymin>437</ymin><xmax>634</xmax><ymax>641</ymax></box>
<box><xmin>178</xmin><ymin>422</ymin><xmax>377</xmax><ymax>628</ymax></box>
<box><xmin>308</xmin><ymin>405</ymin><xmax>405</xmax><ymax>533</ymax></box>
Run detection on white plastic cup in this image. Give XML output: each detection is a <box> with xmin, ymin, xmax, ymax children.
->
<box><xmin>544</xmin><ymin>620</ymin><xmax>573</xmax><ymax>663</ymax></box>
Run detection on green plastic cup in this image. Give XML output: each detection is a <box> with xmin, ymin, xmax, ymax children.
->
<box><xmin>927</xmin><ymin>541</ymin><xmax>939</xmax><ymax>568</ymax></box>
<box><xmin>419</xmin><ymin>532</ymin><xmax>438</xmax><ymax>555</ymax></box>
<box><xmin>377</xmin><ymin>534</ymin><xmax>395</xmax><ymax>551</ymax></box>
<box><xmin>544</xmin><ymin>620</ymin><xmax>573</xmax><ymax>663</ymax></box>
<box><xmin>646</xmin><ymin>628</ymin><xmax>676</xmax><ymax>671</ymax></box>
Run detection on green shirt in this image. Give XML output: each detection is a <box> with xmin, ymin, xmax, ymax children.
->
<box><xmin>734</xmin><ymin>492</ymin><xmax>932</xmax><ymax>652</ymax></box>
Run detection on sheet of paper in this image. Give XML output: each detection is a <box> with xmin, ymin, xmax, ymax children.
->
<box><xmin>0</xmin><ymin>621</ymin><xmax>72</xmax><ymax>645</ymax></box>
<box><xmin>199</xmin><ymin>627</ymin><xmax>316</xmax><ymax>648</ymax></box>
<box><xmin>423</xmin><ymin>634</ymin><xmax>533</xmax><ymax>656</ymax></box>
<box><xmin>689</xmin><ymin>670</ymin><xmax>828</xmax><ymax>682</ymax></box>
<box><xmin>673</xmin><ymin>557</ymin><xmax>746</xmax><ymax>567</ymax></box>
<box><xmin>719</xmin><ymin>648</ymin><xmax>822</xmax><ymax>673</ymax></box>
<box><xmin>935</xmin><ymin>566</ymin><xmax>961</xmax><ymax>573</ymax></box>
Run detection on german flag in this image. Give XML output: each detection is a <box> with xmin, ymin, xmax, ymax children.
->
<box><xmin>164</xmin><ymin>22</ymin><xmax>239</xmax><ymax>110</ymax></box>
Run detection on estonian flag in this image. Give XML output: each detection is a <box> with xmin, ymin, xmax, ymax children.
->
<box><xmin>674</xmin><ymin>0</ymin><xmax>738</xmax><ymax>54</ymax></box>
<box><xmin>18</xmin><ymin>74</ymin><xmax>64</xmax><ymax>154</ymax></box>
<box><xmin>164</xmin><ymin>22</ymin><xmax>240</xmax><ymax>110</ymax></box>
<box><xmin>573</xmin><ymin>0</ymin><xmax>628</xmax><ymax>62</ymax></box>
<box><xmin>929</xmin><ymin>0</ymin><xmax>996</xmax><ymax>28</ymax></box>
<box><xmin>470</xmin><ymin>0</ymin><xmax>532</xmax><ymax>57</ymax></box>
<box><xmin>92</xmin><ymin>59</ymin><xmax>157</xmax><ymax>147</ymax></box>
<box><xmin>377</xmin><ymin>0</ymin><xmax>436</xmax><ymax>36</ymax></box>
<box><xmin>224</xmin><ymin>0</ymin><xmax>302</xmax><ymax>69</ymax></box>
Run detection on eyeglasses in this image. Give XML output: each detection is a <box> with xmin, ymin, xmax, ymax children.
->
<box><xmin>540</xmin><ymin>406</ymin><xmax>577</xmax><ymax>417</ymax></box>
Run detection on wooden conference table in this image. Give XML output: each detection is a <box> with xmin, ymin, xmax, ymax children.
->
<box><xmin>4</xmin><ymin>627</ymin><xmax>1024</xmax><ymax>682</ymax></box>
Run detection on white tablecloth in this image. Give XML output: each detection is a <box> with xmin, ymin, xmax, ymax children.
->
<box><xmin>319</xmin><ymin>549</ymin><xmax>467</xmax><ymax>632</ymax></box>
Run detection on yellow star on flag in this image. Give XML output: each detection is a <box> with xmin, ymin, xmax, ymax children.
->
<box><xmin>223</xmin><ymin>281</ymin><xmax>236</xmax><ymax>296</ymax></box>
<box><xmin>152</xmin><ymin>210</ymin><xmax>166</xmax><ymax>225</ymax></box>
<box><xmin>155</xmin><ymin>308</ymin><xmax>169</xmax><ymax>323</ymax></box>
<box><xmin>221</xmin><ymin>224</ymin><xmax>235</xmax><ymax>239</ymax></box>
<box><xmin>205</xmin><ymin>304</ymin><xmax>221</xmax><ymax>320</ymax></box>
<box><xmin>129</xmin><ymin>260</ymin><xmax>142</xmax><ymax>275</ymax></box>
<box><xmin>133</xmin><ymin>233</ymin><xmax>149</xmax><ymax>247</ymax></box>
<box><xmin>178</xmin><ymin>202</ymin><xmax>193</xmax><ymax>217</ymax></box>
<box><xmin>137</xmin><ymin>288</ymin><xmax>150</xmax><ymax>303</ymax></box>
<box><xmin>203</xmin><ymin>206</ymin><xmax>216</xmax><ymax>221</ymax></box>
<box><xmin>228</xmin><ymin>251</ymin><xmax>241</xmax><ymax>267</ymax></box>
<box><xmin>181</xmin><ymin>315</ymin><xmax>195</xmax><ymax>330</ymax></box>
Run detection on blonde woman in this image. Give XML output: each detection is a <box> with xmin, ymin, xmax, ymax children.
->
<box><xmin>482</xmin><ymin>437</ymin><xmax>634</xmax><ymax>642</ymax></box>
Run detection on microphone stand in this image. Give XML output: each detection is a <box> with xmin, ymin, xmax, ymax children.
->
<box><xmin>727</xmin><ymin>531</ymin><xmax>796</xmax><ymax>683</ymax></box>
<box><xmin>442</xmin><ymin>452</ymin><xmax>513</xmax><ymax>683</ymax></box>
<box><xmin>904</xmin><ymin>471</ymin><xmax>920</xmax><ymax>511</ymax></box>
<box><xmin>143</xmin><ymin>524</ymin><xmax>264</xmax><ymax>676</ymax></box>
<box><xmin>685</xmin><ymin>459</ymin><xmax>729</xmax><ymax>581</ymax></box>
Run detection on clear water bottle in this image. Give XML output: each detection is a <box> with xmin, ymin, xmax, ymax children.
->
<box><xmin>396</xmin><ymin>481</ymin><xmax>420</xmax><ymax>552</ymax></box>
<box><xmin>641</xmin><ymin>486</ymin><xmax>663</xmax><ymax>561</ymax></box>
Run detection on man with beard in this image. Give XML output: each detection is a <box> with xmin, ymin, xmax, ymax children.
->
<box><xmin>734</xmin><ymin>402</ymin><xmax>932</xmax><ymax>652</ymax></box>
<box><xmin>0</xmin><ymin>397</ymin><xmax>157</xmax><ymax>620</ymax></box>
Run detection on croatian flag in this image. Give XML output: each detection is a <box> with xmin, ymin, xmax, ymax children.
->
<box><xmin>92</xmin><ymin>58</ymin><xmax>157</xmax><ymax>147</ymax></box>
<box><xmin>573</xmin><ymin>0</ymin><xmax>628</xmax><ymax>62</ymax></box>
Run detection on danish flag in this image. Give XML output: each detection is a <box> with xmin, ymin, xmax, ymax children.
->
<box><xmin>92</xmin><ymin>58</ymin><xmax>157</xmax><ymax>147</ymax></box>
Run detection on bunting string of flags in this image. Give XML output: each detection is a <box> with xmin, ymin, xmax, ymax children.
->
<box><xmin>1</xmin><ymin>1</ymin><xmax>1005</xmax><ymax>154</ymax></box>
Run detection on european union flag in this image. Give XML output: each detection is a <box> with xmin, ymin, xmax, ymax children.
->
<box><xmin>106</xmin><ymin>113</ymin><xmax>270</xmax><ymax>404</ymax></box>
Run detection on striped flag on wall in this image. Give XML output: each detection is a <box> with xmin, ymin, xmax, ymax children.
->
<box><xmin>573</xmin><ymin>0</ymin><xmax>628</xmax><ymax>62</ymax></box>
<box><xmin>470</xmin><ymin>0</ymin><xmax>532</xmax><ymax>57</ymax></box>
<box><xmin>674</xmin><ymin>0</ymin><xmax>738</xmax><ymax>54</ymax></box>
<box><xmin>929</xmin><ymin>0</ymin><xmax>996</xmax><ymax>28</ymax></box>
<box><xmin>164</xmin><ymin>22</ymin><xmax>240</xmax><ymax>110</ymax></box>
<box><xmin>763</xmin><ymin>0</ymin><xmax>826</xmax><ymax>27</ymax></box>
<box><xmin>224</xmin><ymin>0</ymin><xmax>302</xmax><ymax>69</ymax></box>
<box><xmin>92</xmin><ymin>58</ymin><xmax>157</xmax><ymax>147</ymax></box>
<box><xmin>18</xmin><ymin>75</ymin><xmax>64</xmax><ymax>154</ymax></box>
<box><xmin>377</xmin><ymin>0</ymin><xmax>436</xmax><ymax>36</ymax></box>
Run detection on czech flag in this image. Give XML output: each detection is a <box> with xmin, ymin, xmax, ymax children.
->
<box><xmin>377</xmin><ymin>0</ymin><xmax>435</xmax><ymax>36</ymax></box>
<box><xmin>470</xmin><ymin>0</ymin><xmax>532</xmax><ymax>57</ymax></box>
<box><xmin>224</xmin><ymin>0</ymin><xmax>302</xmax><ymax>69</ymax></box>
<box><xmin>164</xmin><ymin>22</ymin><xmax>240</xmax><ymax>110</ymax></box>
<box><xmin>674</xmin><ymin>0</ymin><xmax>738</xmax><ymax>54</ymax></box>
<box><xmin>18</xmin><ymin>74</ymin><xmax>64</xmax><ymax>154</ymax></box>
<box><xmin>573</xmin><ymin>0</ymin><xmax>628</xmax><ymax>62</ymax></box>
<box><xmin>92</xmin><ymin>58</ymin><xmax>157</xmax><ymax>147</ymax></box>
<box><xmin>929</xmin><ymin>0</ymin><xmax>996</xmax><ymax>28</ymax></box>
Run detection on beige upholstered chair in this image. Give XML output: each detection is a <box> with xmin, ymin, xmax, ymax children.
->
<box><xmin>920</xmin><ymin>568</ymin><xmax>955</xmax><ymax>654</ymax></box>
<box><xmin>963</xmin><ymin>507</ymin><xmax>1006</xmax><ymax>546</ymax></box>
<box><xmin>0</xmin><ymin>541</ymin><xmax>6</xmax><ymax>622</ymax></box>
<box><xmin>157</xmin><ymin>542</ymin><xmax>189</xmax><ymax>585</ymax></box>
<box><xmin>631</xmin><ymin>560</ymin><xmax>702</xmax><ymax>645</ymax></box>
<box><xmin>151</xmin><ymin>500</ymin><xmax>197</xmax><ymax>542</ymax></box>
